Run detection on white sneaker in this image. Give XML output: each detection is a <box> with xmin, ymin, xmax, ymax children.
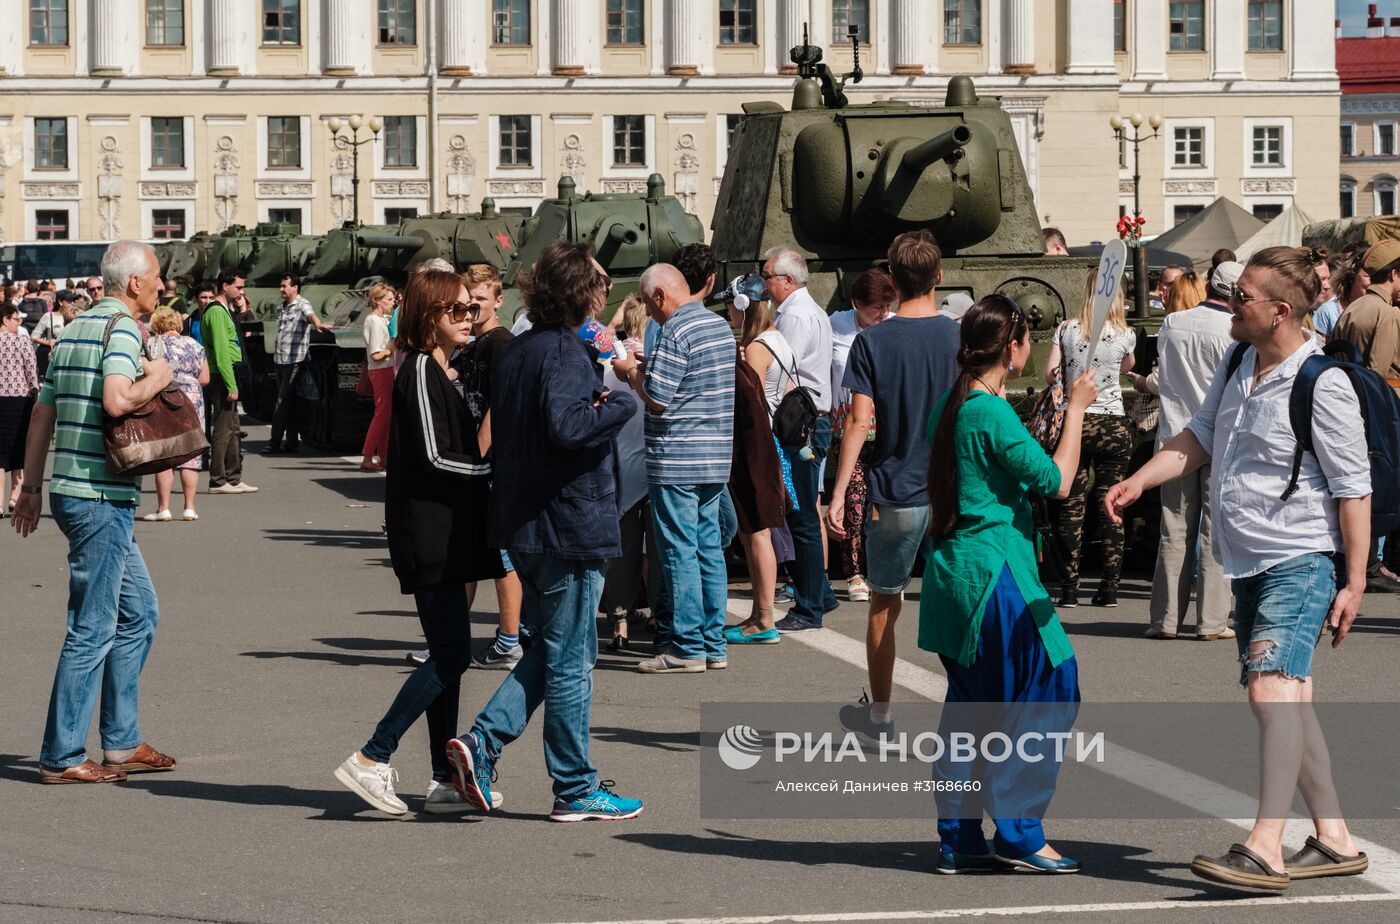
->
<box><xmin>424</xmin><ymin>778</ymin><xmax>503</xmax><ymax>813</ymax></box>
<box><xmin>637</xmin><ymin>653</ymin><xmax>707</xmax><ymax>674</ymax></box>
<box><xmin>209</xmin><ymin>484</ymin><xmax>241</xmax><ymax>495</ymax></box>
<box><xmin>333</xmin><ymin>753</ymin><xmax>407</xmax><ymax>815</ymax></box>
<box><xmin>234</xmin><ymin>482</ymin><xmax>259</xmax><ymax>493</ymax></box>
<box><xmin>141</xmin><ymin>509</ymin><xmax>172</xmax><ymax>522</ymax></box>
<box><xmin>182</xmin><ymin>508</ymin><xmax>199</xmax><ymax>521</ymax></box>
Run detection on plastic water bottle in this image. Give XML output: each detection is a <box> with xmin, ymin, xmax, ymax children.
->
<box><xmin>612</xmin><ymin>340</ymin><xmax>628</xmax><ymax>362</ymax></box>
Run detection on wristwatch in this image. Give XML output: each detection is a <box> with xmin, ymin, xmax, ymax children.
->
<box><xmin>19</xmin><ymin>483</ymin><xmax>40</xmax><ymax>495</ymax></box>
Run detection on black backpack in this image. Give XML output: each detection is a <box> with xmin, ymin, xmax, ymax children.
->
<box><xmin>1224</xmin><ymin>340</ymin><xmax>1400</xmax><ymax>535</ymax></box>
<box><xmin>768</xmin><ymin>349</ymin><xmax>819</xmax><ymax>449</ymax></box>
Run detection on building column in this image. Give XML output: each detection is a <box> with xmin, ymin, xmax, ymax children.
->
<box><xmin>890</xmin><ymin>0</ymin><xmax>931</xmax><ymax>74</ymax></box>
<box><xmin>442</xmin><ymin>0</ymin><xmax>487</xmax><ymax>75</ymax></box>
<box><xmin>91</xmin><ymin>0</ymin><xmax>139</xmax><ymax>75</ymax></box>
<box><xmin>325</xmin><ymin>0</ymin><xmax>366</xmax><ymax>75</ymax></box>
<box><xmin>1290</xmin><ymin>0</ymin><xmax>1337</xmax><ymax>79</ymax></box>
<box><xmin>1065</xmin><ymin>0</ymin><xmax>1114</xmax><ymax>74</ymax></box>
<box><xmin>1210</xmin><ymin>0</ymin><xmax>1245</xmax><ymax>79</ymax></box>
<box><xmin>1130</xmin><ymin>0</ymin><xmax>1167</xmax><ymax>80</ymax></box>
<box><xmin>1003</xmin><ymin>0</ymin><xmax>1035</xmax><ymax>74</ymax></box>
<box><xmin>553</xmin><ymin>0</ymin><xmax>600</xmax><ymax>76</ymax></box>
<box><xmin>776</xmin><ymin>0</ymin><xmax>810</xmax><ymax>73</ymax></box>
<box><xmin>208</xmin><ymin>0</ymin><xmax>254</xmax><ymax>74</ymax></box>
<box><xmin>666</xmin><ymin>0</ymin><xmax>706</xmax><ymax>76</ymax></box>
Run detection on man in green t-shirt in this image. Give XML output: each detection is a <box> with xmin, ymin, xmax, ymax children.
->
<box><xmin>202</xmin><ymin>270</ymin><xmax>257</xmax><ymax>493</ymax></box>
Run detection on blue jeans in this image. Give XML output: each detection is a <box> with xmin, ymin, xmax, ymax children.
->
<box><xmin>472</xmin><ymin>552</ymin><xmax>605</xmax><ymax>801</ymax></box>
<box><xmin>42</xmin><ymin>495</ymin><xmax>160</xmax><ymax>769</ymax></box>
<box><xmin>649</xmin><ymin>482</ymin><xmax>728</xmax><ymax>662</ymax></box>
<box><xmin>362</xmin><ymin>582</ymin><xmax>473</xmax><ymax>781</ymax></box>
<box><xmin>782</xmin><ymin>414</ymin><xmax>837</xmax><ymax>625</ymax></box>
<box><xmin>650</xmin><ymin>486</ymin><xmax>736</xmax><ymax>652</ymax></box>
<box><xmin>1232</xmin><ymin>552</ymin><xmax>1336</xmax><ymax>687</ymax></box>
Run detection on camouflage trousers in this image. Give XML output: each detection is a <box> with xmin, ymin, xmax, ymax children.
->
<box><xmin>1056</xmin><ymin>413</ymin><xmax>1134</xmax><ymax>592</ymax></box>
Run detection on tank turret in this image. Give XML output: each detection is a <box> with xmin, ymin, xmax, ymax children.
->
<box><xmin>361</xmin><ymin>202</ymin><xmax>524</xmax><ymax>278</ymax></box>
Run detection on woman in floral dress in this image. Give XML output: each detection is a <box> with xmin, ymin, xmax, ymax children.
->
<box><xmin>141</xmin><ymin>308</ymin><xmax>209</xmax><ymax>522</ymax></box>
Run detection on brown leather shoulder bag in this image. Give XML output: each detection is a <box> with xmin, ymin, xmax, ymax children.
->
<box><xmin>100</xmin><ymin>315</ymin><xmax>209</xmax><ymax>476</ymax></box>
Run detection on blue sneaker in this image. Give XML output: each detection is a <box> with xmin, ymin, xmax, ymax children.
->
<box><xmin>445</xmin><ymin>731</ymin><xmax>494</xmax><ymax>813</ymax></box>
<box><xmin>550</xmin><ymin>781</ymin><xmax>644</xmax><ymax>822</ymax></box>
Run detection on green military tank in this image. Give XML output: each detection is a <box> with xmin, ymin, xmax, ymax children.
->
<box><xmin>501</xmin><ymin>175</ymin><xmax>706</xmax><ymax>324</ymax></box>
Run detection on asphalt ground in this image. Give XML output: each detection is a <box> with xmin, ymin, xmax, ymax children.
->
<box><xmin>3</xmin><ymin>422</ymin><xmax>1399</xmax><ymax>924</ymax></box>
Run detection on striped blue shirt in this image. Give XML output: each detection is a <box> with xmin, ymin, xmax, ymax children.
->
<box><xmin>643</xmin><ymin>302</ymin><xmax>735</xmax><ymax>485</ymax></box>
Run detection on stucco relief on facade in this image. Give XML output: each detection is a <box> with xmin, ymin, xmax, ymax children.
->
<box><xmin>446</xmin><ymin>135</ymin><xmax>474</xmax><ymax>211</ymax></box>
<box><xmin>372</xmin><ymin>181</ymin><xmax>431</xmax><ymax>197</ymax></box>
<box><xmin>674</xmin><ymin>132</ymin><xmax>700</xmax><ymax>214</ymax></box>
<box><xmin>0</xmin><ymin>149</ymin><xmax>8</xmax><ymax>244</ymax></box>
<box><xmin>1163</xmin><ymin>180</ymin><xmax>1218</xmax><ymax>195</ymax></box>
<box><xmin>96</xmin><ymin>136</ymin><xmax>123</xmax><ymax>239</ymax></box>
<box><xmin>22</xmin><ymin>183</ymin><xmax>81</xmax><ymax>199</ymax></box>
<box><xmin>1241</xmin><ymin>178</ymin><xmax>1296</xmax><ymax>195</ymax></box>
<box><xmin>256</xmin><ymin>181</ymin><xmax>315</xmax><ymax>198</ymax></box>
<box><xmin>330</xmin><ymin>140</ymin><xmax>354</xmax><ymax>224</ymax></box>
<box><xmin>213</xmin><ymin>136</ymin><xmax>240</xmax><ymax>232</ymax></box>
<box><xmin>140</xmin><ymin>182</ymin><xmax>197</xmax><ymax>198</ymax></box>
<box><xmin>561</xmin><ymin>133</ymin><xmax>587</xmax><ymax>188</ymax></box>
<box><xmin>601</xmin><ymin>179</ymin><xmax>648</xmax><ymax>194</ymax></box>
<box><xmin>487</xmin><ymin>179</ymin><xmax>546</xmax><ymax>196</ymax></box>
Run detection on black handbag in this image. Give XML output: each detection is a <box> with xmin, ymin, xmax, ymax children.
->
<box><xmin>1031</xmin><ymin>495</ymin><xmax>1071</xmax><ymax>584</ymax></box>
<box><xmin>768</xmin><ymin>350</ymin><xmax>817</xmax><ymax>448</ymax></box>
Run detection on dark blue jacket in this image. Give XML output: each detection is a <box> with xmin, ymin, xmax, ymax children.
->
<box><xmin>488</xmin><ymin>325</ymin><xmax>637</xmax><ymax>561</ymax></box>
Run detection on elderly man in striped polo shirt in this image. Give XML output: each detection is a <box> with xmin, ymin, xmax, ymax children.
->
<box><xmin>13</xmin><ymin>240</ymin><xmax>180</xmax><ymax>784</ymax></box>
<box><xmin>614</xmin><ymin>262</ymin><xmax>736</xmax><ymax>674</ymax></box>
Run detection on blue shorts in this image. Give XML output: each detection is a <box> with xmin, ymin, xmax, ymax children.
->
<box><xmin>864</xmin><ymin>503</ymin><xmax>930</xmax><ymax>595</ymax></box>
<box><xmin>1231</xmin><ymin>552</ymin><xmax>1336</xmax><ymax>687</ymax></box>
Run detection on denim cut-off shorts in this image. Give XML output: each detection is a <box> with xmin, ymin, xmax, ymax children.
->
<box><xmin>864</xmin><ymin>504</ymin><xmax>931</xmax><ymax>595</ymax></box>
<box><xmin>1230</xmin><ymin>552</ymin><xmax>1336</xmax><ymax>687</ymax></box>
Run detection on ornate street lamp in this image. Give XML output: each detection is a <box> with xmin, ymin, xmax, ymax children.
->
<box><xmin>327</xmin><ymin>114</ymin><xmax>383</xmax><ymax>227</ymax></box>
<box><xmin>1110</xmin><ymin>112</ymin><xmax>1162</xmax><ymax>319</ymax></box>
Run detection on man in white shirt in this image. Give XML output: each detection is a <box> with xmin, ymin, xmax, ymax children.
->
<box><xmin>762</xmin><ymin>245</ymin><xmax>837</xmax><ymax>630</ymax></box>
<box><xmin>1134</xmin><ymin>262</ymin><xmax>1240</xmax><ymax>640</ymax></box>
<box><xmin>1107</xmin><ymin>246</ymin><xmax>1371</xmax><ymax>892</ymax></box>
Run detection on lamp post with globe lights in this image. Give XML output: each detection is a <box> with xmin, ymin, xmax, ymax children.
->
<box><xmin>327</xmin><ymin>114</ymin><xmax>383</xmax><ymax>227</ymax></box>
<box><xmin>1110</xmin><ymin>112</ymin><xmax>1162</xmax><ymax>319</ymax></box>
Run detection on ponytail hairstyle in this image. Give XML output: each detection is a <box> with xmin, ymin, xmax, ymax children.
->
<box><xmin>926</xmin><ymin>294</ymin><xmax>1029</xmax><ymax>541</ymax></box>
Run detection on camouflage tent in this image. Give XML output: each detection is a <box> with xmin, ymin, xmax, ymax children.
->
<box><xmin>1302</xmin><ymin>216</ymin><xmax>1400</xmax><ymax>255</ymax></box>
<box><xmin>1146</xmin><ymin>198</ymin><xmax>1266</xmax><ymax>272</ymax></box>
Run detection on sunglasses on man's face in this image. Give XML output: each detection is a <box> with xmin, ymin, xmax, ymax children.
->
<box><xmin>86</xmin><ymin>285</ymin><xmax>103</xmax><ymax>292</ymax></box>
<box><xmin>445</xmin><ymin>302</ymin><xmax>481</xmax><ymax>323</ymax></box>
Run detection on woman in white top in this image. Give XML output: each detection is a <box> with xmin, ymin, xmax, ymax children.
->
<box><xmin>360</xmin><ymin>283</ymin><xmax>396</xmax><ymax>472</ymax></box>
<box><xmin>1044</xmin><ymin>269</ymin><xmax>1136</xmax><ymax>608</ymax></box>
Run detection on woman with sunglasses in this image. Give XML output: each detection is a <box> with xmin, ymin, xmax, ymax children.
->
<box><xmin>334</xmin><ymin>269</ymin><xmax>504</xmax><ymax>816</ymax></box>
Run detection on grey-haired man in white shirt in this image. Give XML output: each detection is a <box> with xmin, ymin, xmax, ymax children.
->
<box><xmin>1106</xmin><ymin>246</ymin><xmax>1371</xmax><ymax>891</ymax></box>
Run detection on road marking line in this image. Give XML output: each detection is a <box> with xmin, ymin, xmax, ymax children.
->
<box><xmin>732</xmin><ymin>599</ymin><xmax>1400</xmax><ymax>894</ymax></box>
<box><xmin>547</xmin><ymin>891</ymin><xmax>1400</xmax><ymax>924</ymax></box>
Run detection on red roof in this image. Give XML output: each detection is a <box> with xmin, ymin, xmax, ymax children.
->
<box><xmin>1337</xmin><ymin>36</ymin><xmax>1400</xmax><ymax>93</ymax></box>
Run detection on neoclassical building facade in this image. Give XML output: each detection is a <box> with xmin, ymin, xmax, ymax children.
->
<box><xmin>0</xmin><ymin>1</ymin><xmax>1338</xmax><ymax>246</ymax></box>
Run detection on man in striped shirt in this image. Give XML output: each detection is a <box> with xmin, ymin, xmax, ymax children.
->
<box><xmin>13</xmin><ymin>240</ymin><xmax>179</xmax><ymax>784</ymax></box>
<box><xmin>615</xmin><ymin>263</ymin><xmax>735</xmax><ymax>674</ymax></box>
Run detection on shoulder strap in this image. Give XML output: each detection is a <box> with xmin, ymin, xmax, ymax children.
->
<box><xmin>761</xmin><ymin>335</ymin><xmax>798</xmax><ymax>391</ymax></box>
<box><xmin>1224</xmin><ymin>341</ymin><xmax>1250</xmax><ymax>381</ymax></box>
<box><xmin>100</xmin><ymin>311</ymin><xmax>123</xmax><ymax>352</ymax></box>
<box><xmin>1281</xmin><ymin>355</ymin><xmax>1346</xmax><ymax>502</ymax></box>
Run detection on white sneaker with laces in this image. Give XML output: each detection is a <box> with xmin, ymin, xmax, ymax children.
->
<box><xmin>424</xmin><ymin>778</ymin><xmax>503</xmax><ymax>813</ymax></box>
<box><xmin>333</xmin><ymin>753</ymin><xmax>407</xmax><ymax>815</ymax></box>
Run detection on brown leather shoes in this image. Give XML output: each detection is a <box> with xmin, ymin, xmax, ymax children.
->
<box><xmin>39</xmin><ymin>759</ymin><xmax>127</xmax><ymax>784</ymax></box>
<box><xmin>102</xmin><ymin>742</ymin><xmax>177</xmax><ymax>774</ymax></box>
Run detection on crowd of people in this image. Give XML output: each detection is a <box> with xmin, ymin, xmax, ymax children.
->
<box><xmin>8</xmin><ymin>229</ymin><xmax>1397</xmax><ymax>890</ymax></box>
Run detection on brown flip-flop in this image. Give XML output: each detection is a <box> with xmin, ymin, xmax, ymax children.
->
<box><xmin>1191</xmin><ymin>843</ymin><xmax>1290</xmax><ymax>891</ymax></box>
<box><xmin>39</xmin><ymin>759</ymin><xmax>127</xmax><ymax>785</ymax></box>
<box><xmin>102</xmin><ymin>742</ymin><xmax>177</xmax><ymax>774</ymax></box>
<box><xmin>1284</xmin><ymin>836</ymin><xmax>1369</xmax><ymax>879</ymax></box>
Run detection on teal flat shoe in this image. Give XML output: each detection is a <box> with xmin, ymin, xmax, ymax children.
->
<box><xmin>996</xmin><ymin>851</ymin><xmax>1081</xmax><ymax>874</ymax></box>
<box><xmin>724</xmin><ymin>626</ymin><xmax>780</xmax><ymax>645</ymax></box>
<box><xmin>935</xmin><ymin>846</ymin><xmax>1002</xmax><ymax>874</ymax></box>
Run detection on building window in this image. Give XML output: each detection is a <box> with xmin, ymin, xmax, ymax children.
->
<box><xmin>1340</xmin><ymin>181</ymin><xmax>1356</xmax><ymax>219</ymax></box>
<box><xmin>832</xmin><ymin>0</ymin><xmax>869</xmax><ymax>43</ymax></box>
<box><xmin>152</xmin><ymin>117</ymin><xmax>185</xmax><ymax>169</ymax></box>
<box><xmin>35</xmin><ymin>209</ymin><xmax>69</xmax><ymax>240</ymax></box>
<box><xmin>1379</xmin><ymin>123</ymin><xmax>1397</xmax><ymax>157</ymax></box>
<box><xmin>499</xmin><ymin>115</ymin><xmax>532</xmax><ymax>167</ymax></box>
<box><xmin>719</xmin><ymin>0</ymin><xmax>757</xmax><ymax>45</ymax></box>
<box><xmin>606</xmin><ymin>0</ymin><xmax>643</xmax><ymax>45</ymax></box>
<box><xmin>35</xmin><ymin>118</ymin><xmax>68</xmax><ymax>169</ymax></box>
<box><xmin>267</xmin><ymin>117</ymin><xmax>302</xmax><ymax>168</ymax></box>
<box><xmin>1168</xmin><ymin>1</ymin><xmax>1204</xmax><ymax>51</ymax></box>
<box><xmin>383</xmin><ymin>116</ymin><xmax>417</xmax><ymax>168</ymax></box>
<box><xmin>1340</xmin><ymin>123</ymin><xmax>1355</xmax><ymax>157</ymax></box>
<box><xmin>726</xmin><ymin>114</ymin><xmax>745</xmax><ymax>153</ymax></box>
<box><xmin>1173</xmin><ymin>127</ymin><xmax>1204</xmax><ymax>167</ymax></box>
<box><xmin>1114</xmin><ymin>0</ymin><xmax>1127</xmax><ymax>52</ymax></box>
<box><xmin>377</xmin><ymin>0</ymin><xmax>415</xmax><ymax>45</ymax></box>
<box><xmin>385</xmin><ymin>207</ymin><xmax>418</xmax><ymax>225</ymax></box>
<box><xmin>145</xmin><ymin>0</ymin><xmax>183</xmax><ymax>46</ymax></box>
<box><xmin>613</xmin><ymin>116</ymin><xmax>646</xmax><ymax>167</ymax></box>
<box><xmin>1379</xmin><ymin>178</ymin><xmax>1398</xmax><ymax>217</ymax></box>
<box><xmin>268</xmin><ymin>207</ymin><xmax>302</xmax><ymax>230</ymax></box>
<box><xmin>1251</xmin><ymin>126</ymin><xmax>1283</xmax><ymax>167</ymax></box>
<box><xmin>1172</xmin><ymin>204</ymin><xmax>1204</xmax><ymax>226</ymax></box>
<box><xmin>30</xmin><ymin>0</ymin><xmax>68</xmax><ymax>46</ymax></box>
<box><xmin>262</xmin><ymin>0</ymin><xmax>300</xmax><ymax>45</ymax></box>
<box><xmin>1251</xmin><ymin>203</ymin><xmax>1283</xmax><ymax>221</ymax></box>
<box><xmin>492</xmin><ymin>0</ymin><xmax>529</xmax><ymax>45</ymax></box>
<box><xmin>151</xmin><ymin>209</ymin><xmax>186</xmax><ymax>239</ymax></box>
<box><xmin>944</xmin><ymin>0</ymin><xmax>981</xmax><ymax>44</ymax></box>
<box><xmin>1247</xmin><ymin>0</ymin><xmax>1283</xmax><ymax>51</ymax></box>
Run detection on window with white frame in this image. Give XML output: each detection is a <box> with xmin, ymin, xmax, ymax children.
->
<box><xmin>146</xmin><ymin>0</ymin><xmax>183</xmax><ymax>46</ymax></box>
<box><xmin>377</xmin><ymin>0</ymin><xmax>415</xmax><ymax>45</ymax></box>
<box><xmin>492</xmin><ymin>0</ymin><xmax>529</xmax><ymax>45</ymax></box>
<box><xmin>36</xmin><ymin>209</ymin><xmax>70</xmax><ymax>240</ymax></box>
<box><xmin>1251</xmin><ymin>203</ymin><xmax>1284</xmax><ymax>221</ymax></box>
<box><xmin>1251</xmin><ymin>126</ymin><xmax>1283</xmax><ymax>167</ymax></box>
<box><xmin>1378</xmin><ymin>123</ymin><xmax>1396</xmax><ymax>157</ymax></box>
<box><xmin>383</xmin><ymin>117</ymin><xmax>417</xmax><ymax>167</ymax></box>
<box><xmin>499</xmin><ymin>116</ymin><xmax>532</xmax><ymax>167</ymax></box>
<box><xmin>1168</xmin><ymin>1</ymin><xmax>1204</xmax><ymax>52</ymax></box>
<box><xmin>385</xmin><ymin>207</ymin><xmax>418</xmax><ymax>225</ymax></box>
<box><xmin>35</xmin><ymin>118</ymin><xmax>69</xmax><ymax>169</ymax></box>
<box><xmin>612</xmin><ymin>116</ymin><xmax>646</xmax><ymax>167</ymax></box>
<box><xmin>944</xmin><ymin>0</ymin><xmax>981</xmax><ymax>44</ymax></box>
<box><xmin>1173</xmin><ymin>204</ymin><xmax>1204</xmax><ymax>225</ymax></box>
<box><xmin>1114</xmin><ymin>0</ymin><xmax>1127</xmax><ymax>52</ymax></box>
<box><xmin>151</xmin><ymin>209</ymin><xmax>186</xmax><ymax>239</ymax></box>
<box><xmin>268</xmin><ymin>207</ymin><xmax>302</xmax><ymax>230</ymax></box>
<box><xmin>726</xmin><ymin>114</ymin><xmax>745</xmax><ymax>153</ymax></box>
<box><xmin>1173</xmin><ymin>127</ymin><xmax>1204</xmax><ymax>167</ymax></box>
<box><xmin>1340</xmin><ymin>179</ymin><xmax>1356</xmax><ymax>219</ymax></box>
<box><xmin>1247</xmin><ymin>1</ymin><xmax>1283</xmax><ymax>51</ymax></box>
<box><xmin>606</xmin><ymin>0</ymin><xmax>644</xmax><ymax>45</ymax></box>
<box><xmin>267</xmin><ymin>117</ymin><xmax>301</xmax><ymax>168</ymax></box>
<box><xmin>262</xmin><ymin>0</ymin><xmax>299</xmax><ymax>45</ymax></box>
<box><xmin>832</xmin><ymin>0</ymin><xmax>869</xmax><ymax>43</ymax></box>
<box><xmin>1340</xmin><ymin>123</ymin><xmax>1355</xmax><ymax>157</ymax></box>
<box><xmin>719</xmin><ymin>0</ymin><xmax>757</xmax><ymax>45</ymax></box>
<box><xmin>151</xmin><ymin>117</ymin><xmax>185</xmax><ymax>169</ymax></box>
<box><xmin>30</xmin><ymin>0</ymin><xmax>68</xmax><ymax>46</ymax></box>
<box><xmin>1378</xmin><ymin>177</ymin><xmax>1398</xmax><ymax>217</ymax></box>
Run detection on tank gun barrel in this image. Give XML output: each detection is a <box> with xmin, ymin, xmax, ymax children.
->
<box><xmin>354</xmin><ymin>233</ymin><xmax>423</xmax><ymax>251</ymax></box>
<box><xmin>604</xmin><ymin>222</ymin><xmax>640</xmax><ymax>246</ymax></box>
<box><xmin>902</xmin><ymin>125</ymin><xmax>971</xmax><ymax>173</ymax></box>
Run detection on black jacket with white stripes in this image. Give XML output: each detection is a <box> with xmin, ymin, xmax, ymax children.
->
<box><xmin>385</xmin><ymin>352</ymin><xmax>505</xmax><ymax>594</ymax></box>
